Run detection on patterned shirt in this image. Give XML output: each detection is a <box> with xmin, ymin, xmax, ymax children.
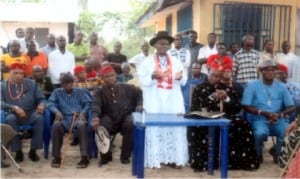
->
<box><xmin>74</xmin><ymin>78</ymin><xmax>102</xmax><ymax>92</ymax></box>
<box><xmin>168</xmin><ymin>48</ymin><xmax>191</xmax><ymax>79</ymax></box>
<box><xmin>286</xmin><ymin>81</ymin><xmax>300</xmax><ymax>105</ymax></box>
<box><xmin>47</xmin><ymin>87</ymin><xmax>92</xmax><ymax>116</ymax></box>
<box><xmin>291</xmin><ymin>57</ymin><xmax>300</xmax><ymax>84</ymax></box>
<box><xmin>233</xmin><ymin>48</ymin><xmax>260</xmax><ymax>84</ymax></box>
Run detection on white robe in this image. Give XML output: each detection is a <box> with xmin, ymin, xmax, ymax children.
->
<box><xmin>138</xmin><ymin>54</ymin><xmax>189</xmax><ymax>168</ymax></box>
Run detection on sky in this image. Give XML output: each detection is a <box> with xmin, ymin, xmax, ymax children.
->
<box><xmin>87</xmin><ymin>0</ymin><xmax>132</xmax><ymax>13</ymax></box>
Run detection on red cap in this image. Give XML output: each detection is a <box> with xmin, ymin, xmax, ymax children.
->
<box><xmin>74</xmin><ymin>65</ymin><xmax>85</xmax><ymax>75</ymax></box>
<box><xmin>278</xmin><ymin>64</ymin><xmax>288</xmax><ymax>73</ymax></box>
<box><xmin>100</xmin><ymin>65</ymin><xmax>115</xmax><ymax>76</ymax></box>
<box><xmin>210</xmin><ymin>64</ymin><xmax>232</xmax><ymax>72</ymax></box>
<box><xmin>9</xmin><ymin>63</ymin><xmax>26</xmax><ymax>71</ymax></box>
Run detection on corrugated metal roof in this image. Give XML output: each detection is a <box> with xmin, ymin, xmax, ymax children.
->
<box><xmin>137</xmin><ymin>0</ymin><xmax>191</xmax><ymax>27</ymax></box>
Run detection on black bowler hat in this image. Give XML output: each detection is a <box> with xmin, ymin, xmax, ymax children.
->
<box><xmin>149</xmin><ymin>31</ymin><xmax>174</xmax><ymax>46</ymax></box>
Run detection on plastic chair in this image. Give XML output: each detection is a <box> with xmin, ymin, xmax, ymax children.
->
<box><xmin>0</xmin><ymin>109</ymin><xmax>52</xmax><ymax>159</ymax></box>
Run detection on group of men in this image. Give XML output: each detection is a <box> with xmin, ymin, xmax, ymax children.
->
<box><xmin>1</xmin><ymin>27</ymin><xmax>300</xmax><ymax>173</ymax></box>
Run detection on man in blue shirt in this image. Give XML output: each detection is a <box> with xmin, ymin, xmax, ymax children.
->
<box><xmin>48</xmin><ymin>72</ymin><xmax>92</xmax><ymax>168</ymax></box>
<box><xmin>181</xmin><ymin>63</ymin><xmax>207</xmax><ymax>112</ymax></box>
<box><xmin>242</xmin><ymin>60</ymin><xmax>295</xmax><ymax>164</ymax></box>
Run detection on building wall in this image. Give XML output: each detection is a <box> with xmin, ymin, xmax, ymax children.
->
<box><xmin>0</xmin><ymin>22</ymin><xmax>68</xmax><ymax>47</ymax></box>
<box><xmin>151</xmin><ymin>0</ymin><xmax>300</xmax><ymax>53</ymax></box>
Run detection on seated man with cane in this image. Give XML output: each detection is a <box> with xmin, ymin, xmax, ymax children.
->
<box><xmin>47</xmin><ymin>72</ymin><xmax>92</xmax><ymax>168</ymax></box>
<box><xmin>91</xmin><ymin>65</ymin><xmax>142</xmax><ymax>166</ymax></box>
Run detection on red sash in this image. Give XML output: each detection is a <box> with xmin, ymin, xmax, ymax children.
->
<box><xmin>154</xmin><ymin>54</ymin><xmax>173</xmax><ymax>89</ymax></box>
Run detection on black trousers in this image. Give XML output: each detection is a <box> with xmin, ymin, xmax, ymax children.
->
<box><xmin>101</xmin><ymin>114</ymin><xmax>133</xmax><ymax>159</ymax></box>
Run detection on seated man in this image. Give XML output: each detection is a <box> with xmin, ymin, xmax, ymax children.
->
<box><xmin>276</xmin><ymin>64</ymin><xmax>300</xmax><ymax>122</ymax></box>
<box><xmin>1</xmin><ymin>63</ymin><xmax>46</xmax><ymax>163</ymax></box>
<box><xmin>188</xmin><ymin>69</ymin><xmax>259</xmax><ymax>171</ymax></box>
<box><xmin>74</xmin><ymin>65</ymin><xmax>101</xmax><ymax>96</ymax></box>
<box><xmin>117</xmin><ymin>62</ymin><xmax>133</xmax><ymax>83</ymax></box>
<box><xmin>91</xmin><ymin>65</ymin><xmax>142</xmax><ymax>166</ymax></box>
<box><xmin>242</xmin><ymin>60</ymin><xmax>295</xmax><ymax>164</ymax></box>
<box><xmin>47</xmin><ymin>72</ymin><xmax>92</xmax><ymax>168</ymax></box>
<box><xmin>31</xmin><ymin>65</ymin><xmax>54</xmax><ymax>99</ymax></box>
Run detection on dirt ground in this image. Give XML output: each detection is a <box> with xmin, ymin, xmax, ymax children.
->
<box><xmin>1</xmin><ymin>135</ymin><xmax>281</xmax><ymax>178</ymax></box>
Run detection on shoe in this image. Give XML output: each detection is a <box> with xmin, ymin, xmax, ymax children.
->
<box><xmin>99</xmin><ymin>154</ymin><xmax>112</xmax><ymax>166</ymax></box>
<box><xmin>120</xmin><ymin>157</ymin><xmax>130</xmax><ymax>164</ymax></box>
<box><xmin>1</xmin><ymin>161</ymin><xmax>10</xmax><ymax>168</ymax></box>
<box><xmin>70</xmin><ymin>137</ymin><xmax>79</xmax><ymax>146</ymax></box>
<box><xmin>257</xmin><ymin>155</ymin><xmax>263</xmax><ymax>163</ymax></box>
<box><xmin>269</xmin><ymin>147</ymin><xmax>278</xmax><ymax>164</ymax></box>
<box><xmin>167</xmin><ymin>163</ymin><xmax>182</xmax><ymax>169</ymax></box>
<box><xmin>28</xmin><ymin>149</ymin><xmax>40</xmax><ymax>162</ymax></box>
<box><xmin>15</xmin><ymin>150</ymin><xmax>23</xmax><ymax>163</ymax></box>
<box><xmin>51</xmin><ymin>158</ymin><xmax>61</xmax><ymax>168</ymax></box>
<box><xmin>76</xmin><ymin>158</ymin><xmax>89</xmax><ymax>168</ymax></box>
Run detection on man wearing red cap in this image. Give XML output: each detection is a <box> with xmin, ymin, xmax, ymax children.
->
<box><xmin>73</xmin><ymin>65</ymin><xmax>101</xmax><ymax>95</ymax></box>
<box><xmin>91</xmin><ymin>65</ymin><xmax>142</xmax><ymax>166</ymax></box>
<box><xmin>1</xmin><ymin>62</ymin><xmax>46</xmax><ymax>163</ymax></box>
<box><xmin>276</xmin><ymin>64</ymin><xmax>300</xmax><ymax>118</ymax></box>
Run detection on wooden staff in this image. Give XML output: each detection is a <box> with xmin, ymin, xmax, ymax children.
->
<box><xmin>60</xmin><ymin>113</ymin><xmax>78</xmax><ymax>168</ymax></box>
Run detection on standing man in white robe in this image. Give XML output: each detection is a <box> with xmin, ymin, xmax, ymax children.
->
<box><xmin>138</xmin><ymin>31</ymin><xmax>189</xmax><ymax>169</ymax></box>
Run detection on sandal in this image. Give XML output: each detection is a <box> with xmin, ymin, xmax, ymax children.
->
<box><xmin>51</xmin><ymin>158</ymin><xmax>61</xmax><ymax>168</ymax></box>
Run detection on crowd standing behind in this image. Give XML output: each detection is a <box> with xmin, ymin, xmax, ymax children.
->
<box><xmin>0</xmin><ymin>27</ymin><xmax>300</xmax><ymax>177</ymax></box>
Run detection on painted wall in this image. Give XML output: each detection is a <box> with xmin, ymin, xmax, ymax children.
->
<box><xmin>0</xmin><ymin>22</ymin><xmax>68</xmax><ymax>47</ymax></box>
<box><xmin>149</xmin><ymin>0</ymin><xmax>300</xmax><ymax>53</ymax></box>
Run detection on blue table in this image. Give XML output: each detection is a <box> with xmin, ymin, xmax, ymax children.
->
<box><xmin>131</xmin><ymin>112</ymin><xmax>231</xmax><ymax>179</ymax></box>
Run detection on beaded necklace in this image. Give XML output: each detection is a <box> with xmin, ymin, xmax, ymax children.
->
<box><xmin>7</xmin><ymin>79</ymin><xmax>24</xmax><ymax>100</ymax></box>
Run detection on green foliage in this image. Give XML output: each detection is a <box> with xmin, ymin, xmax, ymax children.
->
<box><xmin>76</xmin><ymin>0</ymin><xmax>155</xmax><ymax>59</ymax></box>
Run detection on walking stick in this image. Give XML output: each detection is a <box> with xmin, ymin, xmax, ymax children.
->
<box><xmin>1</xmin><ymin>144</ymin><xmax>23</xmax><ymax>172</ymax></box>
<box><xmin>60</xmin><ymin>113</ymin><xmax>78</xmax><ymax>168</ymax></box>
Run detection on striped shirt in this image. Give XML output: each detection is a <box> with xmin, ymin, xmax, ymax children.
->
<box><xmin>233</xmin><ymin>48</ymin><xmax>260</xmax><ymax>84</ymax></box>
<box><xmin>47</xmin><ymin>87</ymin><xmax>92</xmax><ymax>116</ymax></box>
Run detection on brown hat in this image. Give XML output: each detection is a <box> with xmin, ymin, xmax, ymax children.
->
<box><xmin>149</xmin><ymin>31</ymin><xmax>174</xmax><ymax>46</ymax></box>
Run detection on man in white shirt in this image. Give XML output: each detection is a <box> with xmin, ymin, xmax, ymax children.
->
<box><xmin>40</xmin><ymin>34</ymin><xmax>57</xmax><ymax>57</ymax></box>
<box><xmin>48</xmin><ymin>35</ymin><xmax>75</xmax><ymax>87</ymax></box>
<box><xmin>197</xmin><ymin>33</ymin><xmax>217</xmax><ymax>74</ymax></box>
<box><xmin>275</xmin><ymin>41</ymin><xmax>297</xmax><ymax>81</ymax></box>
<box><xmin>129</xmin><ymin>41</ymin><xmax>150</xmax><ymax>73</ymax></box>
<box><xmin>168</xmin><ymin>34</ymin><xmax>191</xmax><ymax>80</ymax></box>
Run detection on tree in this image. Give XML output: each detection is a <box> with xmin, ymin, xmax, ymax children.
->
<box><xmin>76</xmin><ymin>0</ymin><xmax>155</xmax><ymax>58</ymax></box>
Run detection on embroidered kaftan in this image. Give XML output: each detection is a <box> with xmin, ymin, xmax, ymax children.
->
<box><xmin>138</xmin><ymin>54</ymin><xmax>189</xmax><ymax>168</ymax></box>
